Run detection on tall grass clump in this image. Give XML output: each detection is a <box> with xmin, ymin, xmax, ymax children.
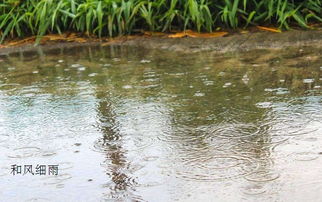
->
<box><xmin>0</xmin><ymin>0</ymin><xmax>321</xmax><ymax>42</ymax></box>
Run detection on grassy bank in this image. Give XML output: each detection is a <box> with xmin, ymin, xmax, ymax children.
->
<box><xmin>1</xmin><ymin>0</ymin><xmax>321</xmax><ymax>43</ymax></box>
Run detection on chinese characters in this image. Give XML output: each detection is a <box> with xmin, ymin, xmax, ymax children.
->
<box><xmin>11</xmin><ymin>164</ymin><xmax>59</xmax><ymax>176</ymax></box>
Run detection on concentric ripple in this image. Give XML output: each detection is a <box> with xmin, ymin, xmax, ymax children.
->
<box><xmin>0</xmin><ymin>45</ymin><xmax>322</xmax><ymax>201</ymax></box>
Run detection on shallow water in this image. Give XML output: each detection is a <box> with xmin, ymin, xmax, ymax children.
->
<box><xmin>0</xmin><ymin>45</ymin><xmax>322</xmax><ymax>201</ymax></box>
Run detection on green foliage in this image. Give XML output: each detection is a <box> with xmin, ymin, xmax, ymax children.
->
<box><xmin>0</xmin><ymin>0</ymin><xmax>321</xmax><ymax>42</ymax></box>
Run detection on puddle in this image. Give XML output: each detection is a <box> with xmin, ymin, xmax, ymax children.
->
<box><xmin>0</xmin><ymin>45</ymin><xmax>322</xmax><ymax>201</ymax></box>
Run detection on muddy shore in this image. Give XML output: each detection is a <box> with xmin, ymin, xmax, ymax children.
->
<box><xmin>0</xmin><ymin>30</ymin><xmax>321</xmax><ymax>56</ymax></box>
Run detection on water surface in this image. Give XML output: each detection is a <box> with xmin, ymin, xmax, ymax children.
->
<box><xmin>0</xmin><ymin>45</ymin><xmax>322</xmax><ymax>201</ymax></box>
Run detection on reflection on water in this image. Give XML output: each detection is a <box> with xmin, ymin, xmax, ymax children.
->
<box><xmin>0</xmin><ymin>45</ymin><xmax>322</xmax><ymax>201</ymax></box>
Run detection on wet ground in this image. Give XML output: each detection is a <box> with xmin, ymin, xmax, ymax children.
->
<box><xmin>0</xmin><ymin>45</ymin><xmax>322</xmax><ymax>201</ymax></box>
<box><xmin>1</xmin><ymin>30</ymin><xmax>322</xmax><ymax>56</ymax></box>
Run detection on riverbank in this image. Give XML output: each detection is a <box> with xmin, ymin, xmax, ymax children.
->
<box><xmin>0</xmin><ymin>29</ymin><xmax>322</xmax><ymax>56</ymax></box>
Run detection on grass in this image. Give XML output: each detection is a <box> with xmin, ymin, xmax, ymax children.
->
<box><xmin>0</xmin><ymin>0</ymin><xmax>321</xmax><ymax>43</ymax></box>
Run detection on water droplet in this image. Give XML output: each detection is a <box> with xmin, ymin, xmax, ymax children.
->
<box><xmin>194</xmin><ymin>92</ymin><xmax>205</xmax><ymax>97</ymax></box>
<box><xmin>77</xmin><ymin>67</ymin><xmax>86</xmax><ymax>71</ymax></box>
<box><xmin>243</xmin><ymin>184</ymin><xmax>266</xmax><ymax>195</ymax></box>
<box><xmin>204</xmin><ymin>81</ymin><xmax>214</xmax><ymax>86</ymax></box>
<box><xmin>71</xmin><ymin>64</ymin><xmax>82</xmax><ymax>68</ymax></box>
<box><xmin>242</xmin><ymin>74</ymin><xmax>249</xmax><ymax>84</ymax></box>
<box><xmin>140</xmin><ymin>59</ymin><xmax>151</xmax><ymax>63</ymax></box>
<box><xmin>223</xmin><ymin>82</ymin><xmax>232</xmax><ymax>88</ymax></box>
<box><xmin>256</xmin><ymin>102</ymin><xmax>272</xmax><ymax>108</ymax></box>
<box><xmin>58</xmin><ymin>60</ymin><xmax>64</xmax><ymax>63</ymax></box>
<box><xmin>303</xmin><ymin>79</ymin><xmax>314</xmax><ymax>84</ymax></box>
<box><xmin>264</xmin><ymin>88</ymin><xmax>274</xmax><ymax>92</ymax></box>
<box><xmin>88</xmin><ymin>73</ymin><xmax>97</xmax><ymax>77</ymax></box>
<box><xmin>276</xmin><ymin>88</ymin><xmax>289</xmax><ymax>95</ymax></box>
<box><xmin>122</xmin><ymin>85</ymin><xmax>132</xmax><ymax>89</ymax></box>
